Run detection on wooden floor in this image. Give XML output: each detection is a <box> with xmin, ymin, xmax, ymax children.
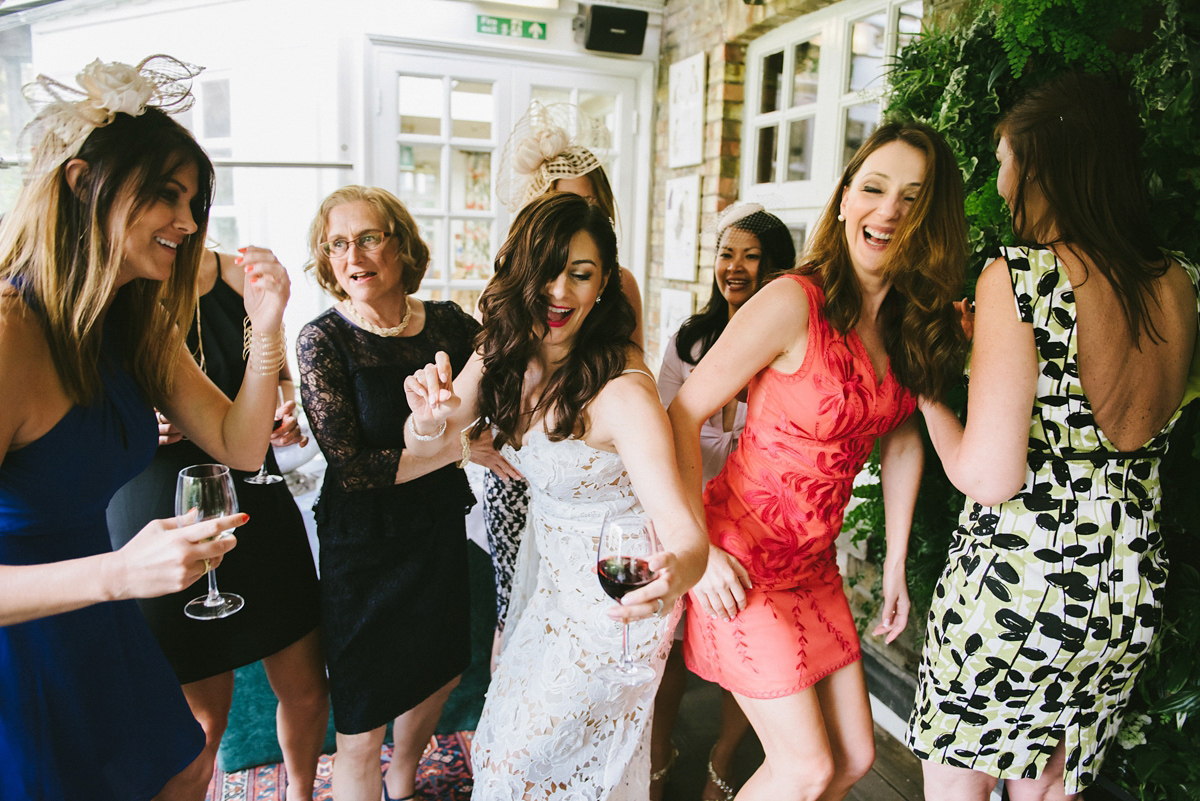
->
<box><xmin>662</xmin><ymin>672</ymin><xmax>924</xmax><ymax>801</ymax></box>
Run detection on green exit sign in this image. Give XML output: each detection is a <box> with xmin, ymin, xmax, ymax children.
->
<box><xmin>477</xmin><ymin>15</ymin><xmax>547</xmax><ymax>40</ymax></box>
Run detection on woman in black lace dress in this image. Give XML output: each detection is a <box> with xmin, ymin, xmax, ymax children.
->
<box><xmin>296</xmin><ymin>185</ymin><xmax>489</xmax><ymax>801</ymax></box>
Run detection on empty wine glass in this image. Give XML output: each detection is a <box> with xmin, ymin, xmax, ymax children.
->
<box><xmin>244</xmin><ymin>386</ymin><xmax>285</xmax><ymax>485</ymax></box>
<box><xmin>596</xmin><ymin>512</ymin><xmax>660</xmax><ymax>685</ymax></box>
<box><xmin>175</xmin><ymin>463</ymin><xmax>244</xmax><ymax>620</ymax></box>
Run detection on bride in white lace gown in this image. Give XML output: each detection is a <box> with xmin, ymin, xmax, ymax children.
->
<box><xmin>404</xmin><ymin>193</ymin><xmax>708</xmax><ymax>800</ymax></box>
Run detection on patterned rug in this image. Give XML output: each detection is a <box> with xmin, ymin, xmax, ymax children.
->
<box><xmin>205</xmin><ymin>732</ymin><xmax>474</xmax><ymax>801</ymax></box>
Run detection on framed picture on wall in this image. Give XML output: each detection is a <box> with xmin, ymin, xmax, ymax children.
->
<box><xmin>664</xmin><ymin>174</ymin><xmax>700</xmax><ymax>282</ymax></box>
<box><xmin>659</xmin><ymin>287</ymin><xmax>695</xmax><ymax>363</ymax></box>
<box><xmin>669</xmin><ymin>52</ymin><xmax>706</xmax><ymax>168</ymax></box>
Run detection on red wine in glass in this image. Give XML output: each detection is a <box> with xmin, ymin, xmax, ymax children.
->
<box><xmin>596</xmin><ymin>513</ymin><xmax>661</xmax><ymax>686</ymax></box>
<box><xmin>598</xmin><ymin>556</ymin><xmax>654</xmax><ymax>601</ymax></box>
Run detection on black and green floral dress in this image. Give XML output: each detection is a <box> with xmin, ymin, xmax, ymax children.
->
<box><xmin>906</xmin><ymin>247</ymin><xmax>1200</xmax><ymax>793</ymax></box>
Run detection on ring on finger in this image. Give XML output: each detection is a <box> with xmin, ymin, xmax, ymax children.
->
<box><xmin>653</xmin><ymin>598</ymin><xmax>665</xmax><ymax>617</ymax></box>
<box><xmin>202</xmin><ymin>558</ymin><xmax>212</xmax><ymax>574</ymax></box>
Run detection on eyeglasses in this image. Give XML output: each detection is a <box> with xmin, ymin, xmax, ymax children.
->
<box><xmin>320</xmin><ymin>230</ymin><xmax>390</xmax><ymax>258</ymax></box>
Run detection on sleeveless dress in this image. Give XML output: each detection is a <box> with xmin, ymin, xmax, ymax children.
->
<box><xmin>107</xmin><ymin>269</ymin><xmax>320</xmax><ymax>684</ymax></box>
<box><xmin>471</xmin><ymin>372</ymin><xmax>679</xmax><ymax>800</ymax></box>
<box><xmin>296</xmin><ymin>302</ymin><xmax>478</xmax><ymax>734</ymax></box>
<box><xmin>0</xmin><ymin>328</ymin><xmax>204</xmax><ymax>800</ymax></box>
<box><xmin>684</xmin><ymin>273</ymin><xmax>915</xmax><ymax>698</ymax></box>
<box><xmin>906</xmin><ymin>248</ymin><xmax>1200</xmax><ymax>794</ymax></box>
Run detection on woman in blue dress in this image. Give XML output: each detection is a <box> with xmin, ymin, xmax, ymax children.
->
<box><xmin>0</xmin><ymin>56</ymin><xmax>288</xmax><ymax>800</ymax></box>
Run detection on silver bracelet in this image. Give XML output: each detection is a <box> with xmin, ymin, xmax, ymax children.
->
<box><xmin>406</xmin><ymin>415</ymin><xmax>446</xmax><ymax>442</ymax></box>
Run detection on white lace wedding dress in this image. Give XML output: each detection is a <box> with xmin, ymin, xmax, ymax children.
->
<box><xmin>471</xmin><ymin>431</ymin><xmax>679</xmax><ymax>800</ymax></box>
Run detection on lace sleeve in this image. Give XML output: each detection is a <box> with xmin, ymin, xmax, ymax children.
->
<box><xmin>297</xmin><ymin>318</ymin><xmax>402</xmax><ymax>492</ymax></box>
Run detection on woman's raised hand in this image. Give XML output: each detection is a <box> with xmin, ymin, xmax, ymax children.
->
<box><xmin>690</xmin><ymin>544</ymin><xmax>753</xmax><ymax>621</ymax></box>
<box><xmin>100</xmin><ymin>511</ymin><xmax>247</xmax><ymax>601</ymax></box>
<box><xmin>238</xmin><ymin>246</ymin><xmax>290</xmax><ymax>333</ymax></box>
<box><xmin>403</xmin><ymin>350</ymin><xmax>460</xmax><ymax>432</ymax></box>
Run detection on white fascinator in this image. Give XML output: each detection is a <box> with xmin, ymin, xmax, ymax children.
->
<box><xmin>496</xmin><ymin>101</ymin><xmax>611</xmax><ymax>211</ymax></box>
<box><xmin>22</xmin><ymin>54</ymin><xmax>203</xmax><ymax>177</ymax></box>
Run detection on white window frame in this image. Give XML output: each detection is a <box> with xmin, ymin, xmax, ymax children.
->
<box><xmin>741</xmin><ymin>0</ymin><xmax>922</xmax><ymax>237</ymax></box>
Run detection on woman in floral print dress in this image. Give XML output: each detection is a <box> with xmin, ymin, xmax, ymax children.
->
<box><xmin>907</xmin><ymin>74</ymin><xmax>1200</xmax><ymax>800</ymax></box>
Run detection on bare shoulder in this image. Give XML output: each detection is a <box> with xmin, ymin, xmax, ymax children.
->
<box><xmin>0</xmin><ymin>289</ymin><xmax>48</xmax><ymax>369</ymax></box>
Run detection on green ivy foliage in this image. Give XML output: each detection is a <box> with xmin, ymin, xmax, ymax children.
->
<box><xmin>864</xmin><ymin>1</ymin><xmax>1200</xmax><ymax>798</ymax></box>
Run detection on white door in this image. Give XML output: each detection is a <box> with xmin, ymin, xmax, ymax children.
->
<box><xmin>370</xmin><ymin>43</ymin><xmax>648</xmax><ymax>313</ymax></box>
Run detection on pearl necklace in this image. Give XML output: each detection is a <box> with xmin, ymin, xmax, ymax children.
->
<box><xmin>341</xmin><ymin>297</ymin><xmax>412</xmax><ymax>337</ymax></box>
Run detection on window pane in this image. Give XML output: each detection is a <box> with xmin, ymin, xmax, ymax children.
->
<box><xmin>786</xmin><ymin>118</ymin><xmax>813</xmax><ymax>181</ymax></box>
<box><xmin>531</xmin><ymin>86</ymin><xmax>571</xmax><ymax>106</ymax></box>
<box><xmin>397</xmin><ymin>145</ymin><xmax>441</xmax><ymax>210</ymax></box>
<box><xmin>843</xmin><ymin>103</ymin><xmax>879</xmax><ymax>169</ymax></box>
<box><xmin>789</xmin><ymin>224</ymin><xmax>807</xmax><ymax>257</ymax></box>
<box><xmin>210</xmin><ymin>217</ymin><xmax>239</xmax><ymax>251</ymax></box>
<box><xmin>847</xmin><ymin>13</ymin><xmax>887</xmax><ymax>92</ymax></box>
<box><xmin>450</xmin><ymin>80</ymin><xmax>492</xmax><ymax>139</ymax></box>
<box><xmin>760</xmin><ymin>50</ymin><xmax>784</xmax><ymax>113</ymax></box>
<box><xmin>398</xmin><ymin>75</ymin><xmax>442</xmax><ymax>136</ymax></box>
<box><xmin>450</xmin><ymin>289</ymin><xmax>482</xmax><ymax>314</ymax></box>
<box><xmin>214</xmin><ymin>166</ymin><xmax>235</xmax><ymax>206</ymax></box>
<box><xmin>579</xmin><ymin>92</ymin><xmax>617</xmax><ymax>140</ymax></box>
<box><xmin>897</xmin><ymin>1</ymin><xmax>923</xmax><ymax>53</ymax></box>
<box><xmin>756</xmin><ymin>125</ymin><xmax>777</xmax><ymax>184</ymax></box>
<box><xmin>451</xmin><ymin>149</ymin><xmax>491</xmax><ymax>212</ymax></box>
<box><xmin>201</xmin><ymin>79</ymin><xmax>231</xmax><ymax>138</ymax></box>
<box><xmin>791</xmin><ymin>36</ymin><xmax>821</xmax><ymax>107</ymax></box>
<box><xmin>415</xmin><ymin>217</ymin><xmax>442</xmax><ymax>273</ymax></box>
<box><xmin>451</xmin><ymin>219</ymin><xmax>493</xmax><ymax>280</ymax></box>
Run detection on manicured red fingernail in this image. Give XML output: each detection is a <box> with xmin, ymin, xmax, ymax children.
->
<box><xmin>237</xmin><ymin>247</ymin><xmax>247</xmax><ymax>253</ymax></box>
<box><xmin>240</xmin><ymin>514</ymin><xmax>250</xmax><ymax>523</ymax></box>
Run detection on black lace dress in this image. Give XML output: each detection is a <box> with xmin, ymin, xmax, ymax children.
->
<box><xmin>107</xmin><ymin>270</ymin><xmax>320</xmax><ymax>685</ymax></box>
<box><xmin>296</xmin><ymin>301</ymin><xmax>478</xmax><ymax>734</ymax></box>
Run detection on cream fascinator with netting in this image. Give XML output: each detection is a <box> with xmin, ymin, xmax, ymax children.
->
<box><xmin>496</xmin><ymin>101</ymin><xmax>611</xmax><ymax>211</ymax></box>
<box><xmin>22</xmin><ymin>54</ymin><xmax>202</xmax><ymax>176</ymax></box>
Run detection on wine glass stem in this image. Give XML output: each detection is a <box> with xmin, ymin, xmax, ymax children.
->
<box><xmin>620</xmin><ymin>621</ymin><xmax>632</xmax><ymax>670</ymax></box>
<box><xmin>204</xmin><ymin>569</ymin><xmax>223</xmax><ymax>607</ymax></box>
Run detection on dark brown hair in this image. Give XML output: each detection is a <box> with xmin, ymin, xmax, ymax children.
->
<box><xmin>996</xmin><ymin>72</ymin><xmax>1168</xmax><ymax>343</ymax></box>
<box><xmin>0</xmin><ymin>107</ymin><xmax>214</xmax><ymax>406</ymax></box>
<box><xmin>472</xmin><ymin>191</ymin><xmax>636</xmax><ymax>447</ymax></box>
<box><xmin>801</xmin><ymin>120</ymin><xmax>968</xmax><ymax>400</ymax></box>
<box><xmin>305</xmin><ymin>185</ymin><xmax>428</xmax><ymax>300</ymax></box>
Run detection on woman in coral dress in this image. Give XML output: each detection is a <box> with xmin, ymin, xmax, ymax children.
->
<box><xmin>668</xmin><ymin>121</ymin><xmax>968</xmax><ymax>801</ymax></box>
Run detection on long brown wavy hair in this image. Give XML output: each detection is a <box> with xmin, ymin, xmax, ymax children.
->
<box><xmin>472</xmin><ymin>192</ymin><xmax>637</xmax><ymax>447</ymax></box>
<box><xmin>0</xmin><ymin>107</ymin><xmax>213</xmax><ymax>406</ymax></box>
<box><xmin>996</xmin><ymin>72</ymin><xmax>1169</xmax><ymax>344</ymax></box>
<box><xmin>800</xmin><ymin>120</ymin><xmax>968</xmax><ymax>400</ymax></box>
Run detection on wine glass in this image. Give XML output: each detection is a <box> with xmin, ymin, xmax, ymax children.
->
<box><xmin>596</xmin><ymin>513</ymin><xmax>661</xmax><ymax>685</ymax></box>
<box><xmin>244</xmin><ymin>386</ymin><xmax>285</xmax><ymax>485</ymax></box>
<box><xmin>175</xmin><ymin>464</ymin><xmax>244</xmax><ymax>620</ymax></box>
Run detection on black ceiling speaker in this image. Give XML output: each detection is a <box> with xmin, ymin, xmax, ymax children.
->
<box><xmin>577</xmin><ymin>4</ymin><xmax>649</xmax><ymax>56</ymax></box>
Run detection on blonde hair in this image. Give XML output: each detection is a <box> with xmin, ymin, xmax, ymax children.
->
<box><xmin>0</xmin><ymin>107</ymin><xmax>212</xmax><ymax>406</ymax></box>
<box><xmin>305</xmin><ymin>185</ymin><xmax>429</xmax><ymax>300</ymax></box>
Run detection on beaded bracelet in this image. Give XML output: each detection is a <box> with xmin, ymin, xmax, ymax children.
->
<box><xmin>406</xmin><ymin>415</ymin><xmax>446</xmax><ymax>442</ymax></box>
<box><xmin>242</xmin><ymin>318</ymin><xmax>287</xmax><ymax>377</ymax></box>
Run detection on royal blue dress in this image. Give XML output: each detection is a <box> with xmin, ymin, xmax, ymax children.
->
<box><xmin>0</xmin><ymin>336</ymin><xmax>205</xmax><ymax>800</ymax></box>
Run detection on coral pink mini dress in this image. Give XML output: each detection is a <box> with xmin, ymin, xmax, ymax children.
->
<box><xmin>684</xmin><ymin>273</ymin><xmax>916</xmax><ymax>698</ymax></box>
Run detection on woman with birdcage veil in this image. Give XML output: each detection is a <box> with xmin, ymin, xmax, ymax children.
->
<box><xmin>0</xmin><ymin>55</ymin><xmax>289</xmax><ymax>799</ymax></box>
<box><xmin>482</xmin><ymin>100</ymin><xmax>645</xmax><ymax>662</ymax></box>
<box><xmin>651</xmin><ymin>202</ymin><xmax>796</xmax><ymax>800</ymax></box>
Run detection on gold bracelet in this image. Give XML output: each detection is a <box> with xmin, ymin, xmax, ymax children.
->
<box><xmin>243</xmin><ymin>318</ymin><xmax>287</xmax><ymax>376</ymax></box>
